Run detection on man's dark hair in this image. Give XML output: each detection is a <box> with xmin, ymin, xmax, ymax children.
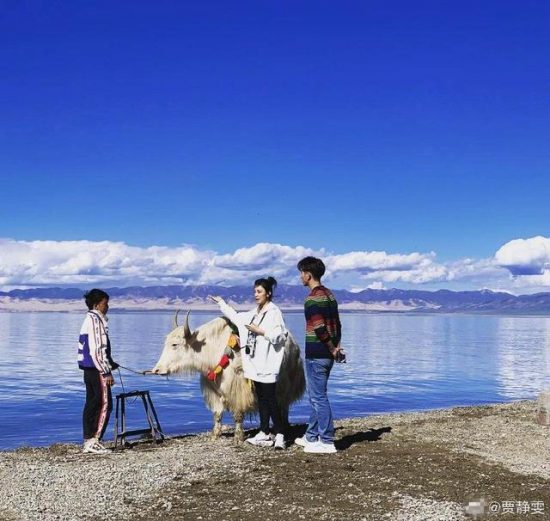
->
<box><xmin>254</xmin><ymin>276</ymin><xmax>277</xmax><ymax>300</ymax></box>
<box><xmin>297</xmin><ymin>256</ymin><xmax>326</xmax><ymax>280</ymax></box>
<box><xmin>84</xmin><ymin>289</ymin><xmax>109</xmax><ymax>310</ymax></box>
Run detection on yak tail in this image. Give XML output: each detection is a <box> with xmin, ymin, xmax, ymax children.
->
<box><xmin>276</xmin><ymin>332</ymin><xmax>306</xmax><ymax>407</ymax></box>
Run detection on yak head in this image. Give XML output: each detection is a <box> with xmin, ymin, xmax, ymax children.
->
<box><xmin>151</xmin><ymin>310</ymin><xmax>207</xmax><ymax>375</ymax></box>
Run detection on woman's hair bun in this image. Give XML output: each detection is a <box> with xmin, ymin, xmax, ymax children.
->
<box><xmin>266</xmin><ymin>276</ymin><xmax>277</xmax><ymax>288</ymax></box>
<box><xmin>254</xmin><ymin>276</ymin><xmax>277</xmax><ymax>300</ymax></box>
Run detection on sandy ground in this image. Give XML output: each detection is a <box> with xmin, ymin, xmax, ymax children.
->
<box><xmin>0</xmin><ymin>400</ymin><xmax>549</xmax><ymax>521</ymax></box>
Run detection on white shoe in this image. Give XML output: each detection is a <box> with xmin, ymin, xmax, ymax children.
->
<box><xmin>273</xmin><ymin>433</ymin><xmax>286</xmax><ymax>450</ymax></box>
<box><xmin>83</xmin><ymin>438</ymin><xmax>109</xmax><ymax>454</ymax></box>
<box><xmin>303</xmin><ymin>441</ymin><xmax>337</xmax><ymax>454</ymax></box>
<box><xmin>245</xmin><ymin>431</ymin><xmax>274</xmax><ymax>447</ymax></box>
<box><xmin>294</xmin><ymin>435</ymin><xmax>316</xmax><ymax>447</ymax></box>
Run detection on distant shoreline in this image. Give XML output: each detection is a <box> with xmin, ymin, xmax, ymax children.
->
<box><xmin>0</xmin><ymin>297</ymin><xmax>430</xmax><ymax>313</ymax></box>
<box><xmin>2</xmin><ymin>298</ymin><xmax>550</xmax><ymax>316</ymax></box>
<box><xmin>4</xmin><ymin>285</ymin><xmax>550</xmax><ymax>314</ymax></box>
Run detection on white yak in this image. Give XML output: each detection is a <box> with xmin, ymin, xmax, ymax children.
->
<box><xmin>151</xmin><ymin>311</ymin><xmax>306</xmax><ymax>442</ymax></box>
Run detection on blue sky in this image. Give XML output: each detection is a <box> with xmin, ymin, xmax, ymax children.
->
<box><xmin>1</xmin><ymin>1</ymin><xmax>550</xmax><ymax>291</ymax></box>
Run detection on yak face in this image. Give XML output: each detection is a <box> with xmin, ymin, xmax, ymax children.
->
<box><xmin>151</xmin><ymin>311</ymin><xmax>197</xmax><ymax>375</ymax></box>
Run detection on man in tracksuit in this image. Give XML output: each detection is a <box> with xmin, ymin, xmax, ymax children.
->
<box><xmin>78</xmin><ymin>289</ymin><xmax>118</xmax><ymax>454</ymax></box>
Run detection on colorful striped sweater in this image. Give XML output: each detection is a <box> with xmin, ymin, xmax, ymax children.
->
<box><xmin>304</xmin><ymin>285</ymin><xmax>342</xmax><ymax>359</ymax></box>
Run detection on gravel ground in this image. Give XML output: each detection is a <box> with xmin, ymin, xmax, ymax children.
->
<box><xmin>1</xmin><ymin>400</ymin><xmax>548</xmax><ymax>521</ymax></box>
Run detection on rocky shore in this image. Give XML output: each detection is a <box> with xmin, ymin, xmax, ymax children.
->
<box><xmin>1</xmin><ymin>400</ymin><xmax>548</xmax><ymax>521</ymax></box>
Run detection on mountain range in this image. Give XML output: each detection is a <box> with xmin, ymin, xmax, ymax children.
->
<box><xmin>2</xmin><ymin>285</ymin><xmax>550</xmax><ymax>313</ymax></box>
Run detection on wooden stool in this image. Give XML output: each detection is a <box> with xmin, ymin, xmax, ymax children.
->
<box><xmin>114</xmin><ymin>390</ymin><xmax>165</xmax><ymax>448</ymax></box>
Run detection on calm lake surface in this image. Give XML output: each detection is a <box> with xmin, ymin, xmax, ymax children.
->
<box><xmin>1</xmin><ymin>311</ymin><xmax>549</xmax><ymax>450</ymax></box>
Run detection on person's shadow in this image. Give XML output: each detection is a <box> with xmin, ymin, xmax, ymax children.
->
<box><xmin>335</xmin><ymin>426</ymin><xmax>392</xmax><ymax>450</ymax></box>
<box><xmin>288</xmin><ymin>424</ymin><xmax>392</xmax><ymax>451</ymax></box>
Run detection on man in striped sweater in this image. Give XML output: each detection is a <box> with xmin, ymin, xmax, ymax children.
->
<box><xmin>294</xmin><ymin>256</ymin><xmax>344</xmax><ymax>454</ymax></box>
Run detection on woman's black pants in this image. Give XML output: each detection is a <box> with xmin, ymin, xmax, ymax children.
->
<box><xmin>254</xmin><ymin>381</ymin><xmax>283</xmax><ymax>435</ymax></box>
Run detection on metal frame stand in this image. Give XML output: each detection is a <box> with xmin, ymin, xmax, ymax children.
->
<box><xmin>114</xmin><ymin>390</ymin><xmax>165</xmax><ymax>449</ymax></box>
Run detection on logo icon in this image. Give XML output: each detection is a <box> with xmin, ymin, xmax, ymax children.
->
<box><xmin>465</xmin><ymin>498</ymin><xmax>487</xmax><ymax>519</ymax></box>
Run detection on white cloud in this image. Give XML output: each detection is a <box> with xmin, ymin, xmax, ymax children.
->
<box><xmin>362</xmin><ymin>264</ymin><xmax>448</xmax><ymax>284</ymax></box>
<box><xmin>445</xmin><ymin>257</ymin><xmax>504</xmax><ymax>282</ymax></box>
<box><xmin>1</xmin><ymin>235</ymin><xmax>550</xmax><ymax>293</ymax></box>
<box><xmin>203</xmin><ymin>243</ymin><xmax>319</xmax><ymax>285</ymax></box>
<box><xmin>325</xmin><ymin>250</ymin><xmax>436</xmax><ymax>273</ymax></box>
<box><xmin>0</xmin><ymin>239</ymin><xmax>212</xmax><ymax>287</ymax></box>
<box><xmin>214</xmin><ymin>243</ymin><xmax>316</xmax><ymax>271</ymax></box>
<box><xmin>495</xmin><ymin>236</ymin><xmax>550</xmax><ymax>276</ymax></box>
<box><xmin>478</xmin><ymin>235</ymin><xmax>550</xmax><ymax>292</ymax></box>
<box><xmin>1</xmin><ymin>238</ymin><xmax>449</xmax><ymax>289</ymax></box>
<box><xmin>366</xmin><ymin>282</ymin><xmax>386</xmax><ymax>290</ymax></box>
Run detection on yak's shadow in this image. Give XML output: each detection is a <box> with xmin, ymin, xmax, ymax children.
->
<box><xmin>286</xmin><ymin>423</ymin><xmax>392</xmax><ymax>451</ymax></box>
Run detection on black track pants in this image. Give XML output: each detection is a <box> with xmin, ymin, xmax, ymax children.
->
<box><xmin>82</xmin><ymin>368</ymin><xmax>112</xmax><ymax>441</ymax></box>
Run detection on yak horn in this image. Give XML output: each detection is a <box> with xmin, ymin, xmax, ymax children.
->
<box><xmin>183</xmin><ymin>310</ymin><xmax>191</xmax><ymax>339</ymax></box>
<box><xmin>173</xmin><ymin>309</ymin><xmax>182</xmax><ymax>329</ymax></box>
<box><xmin>173</xmin><ymin>309</ymin><xmax>191</xmax><ymax>337</ymax></box>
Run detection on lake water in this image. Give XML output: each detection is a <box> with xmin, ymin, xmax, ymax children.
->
<box><xmin>0</xmin><ymin>311</ymin><xmax>549</xmax><ymax>450</ymax></box>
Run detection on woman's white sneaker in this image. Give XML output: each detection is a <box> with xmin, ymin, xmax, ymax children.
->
<box><xmin>273</xmin><ymin>433</ymin><xmax>286</xmax><ymax>450</ymax></box>
<box><xmin>245</xmin><ymin>431</ymin><xmax>274</xmax><ymax>447</ymax></box>
<box><xmin>303</xmin><ymin>441</ymin><xmax>337</xmax><ymax>454</ymax></box>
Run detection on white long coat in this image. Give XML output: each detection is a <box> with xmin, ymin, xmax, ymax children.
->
<box><xmin>217</xmin><ymin>299</ymin><xmax>288</xmax><ymax>383</ymax></box>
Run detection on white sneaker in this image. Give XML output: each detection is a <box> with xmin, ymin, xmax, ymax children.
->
<box><xmin>303</xmin><ymin>441</ymin><xmax>337</xmax><ymax>454</ymax></box>
<box><xmin>294</xmin><ymin>435</ymin><xmax>316</xmax><ymax>447</ymax></box>
<box><xmin>83</xmin><ymin>438</ymin><xmax>109</xmax><ymax>454</ymax></box>
<box><xmin>245</xmin><ymin>431</ymin><xmax>274</xmax><ymax>447</ymax></box>
<box><xmin>273</xmin><ymin>433</ymin><xmax>286</xmax><ymax>450</ymax></box>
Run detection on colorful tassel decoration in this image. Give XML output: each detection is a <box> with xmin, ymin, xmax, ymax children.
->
<box><xmin>204</xmin><ymin>329</ymin><xmax>241</xmax><ymax>383</ymax></box>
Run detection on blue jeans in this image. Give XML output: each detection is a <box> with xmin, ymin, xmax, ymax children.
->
<box><xmin>305</xmin><ymin>358</ymin><xmax>334</xmax><ymax>444</ymax></box>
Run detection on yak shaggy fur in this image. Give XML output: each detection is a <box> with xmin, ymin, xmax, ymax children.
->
<box><xmin>152</xmin><ymin>313</ymin><xmax>306</xmax><ymax>442</ymax></box>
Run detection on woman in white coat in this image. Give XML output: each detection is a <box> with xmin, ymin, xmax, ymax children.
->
<box><xmin>209</xmin><ymin>277</ymin><xmax>288</xmax><ymax>449</ymax></box>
